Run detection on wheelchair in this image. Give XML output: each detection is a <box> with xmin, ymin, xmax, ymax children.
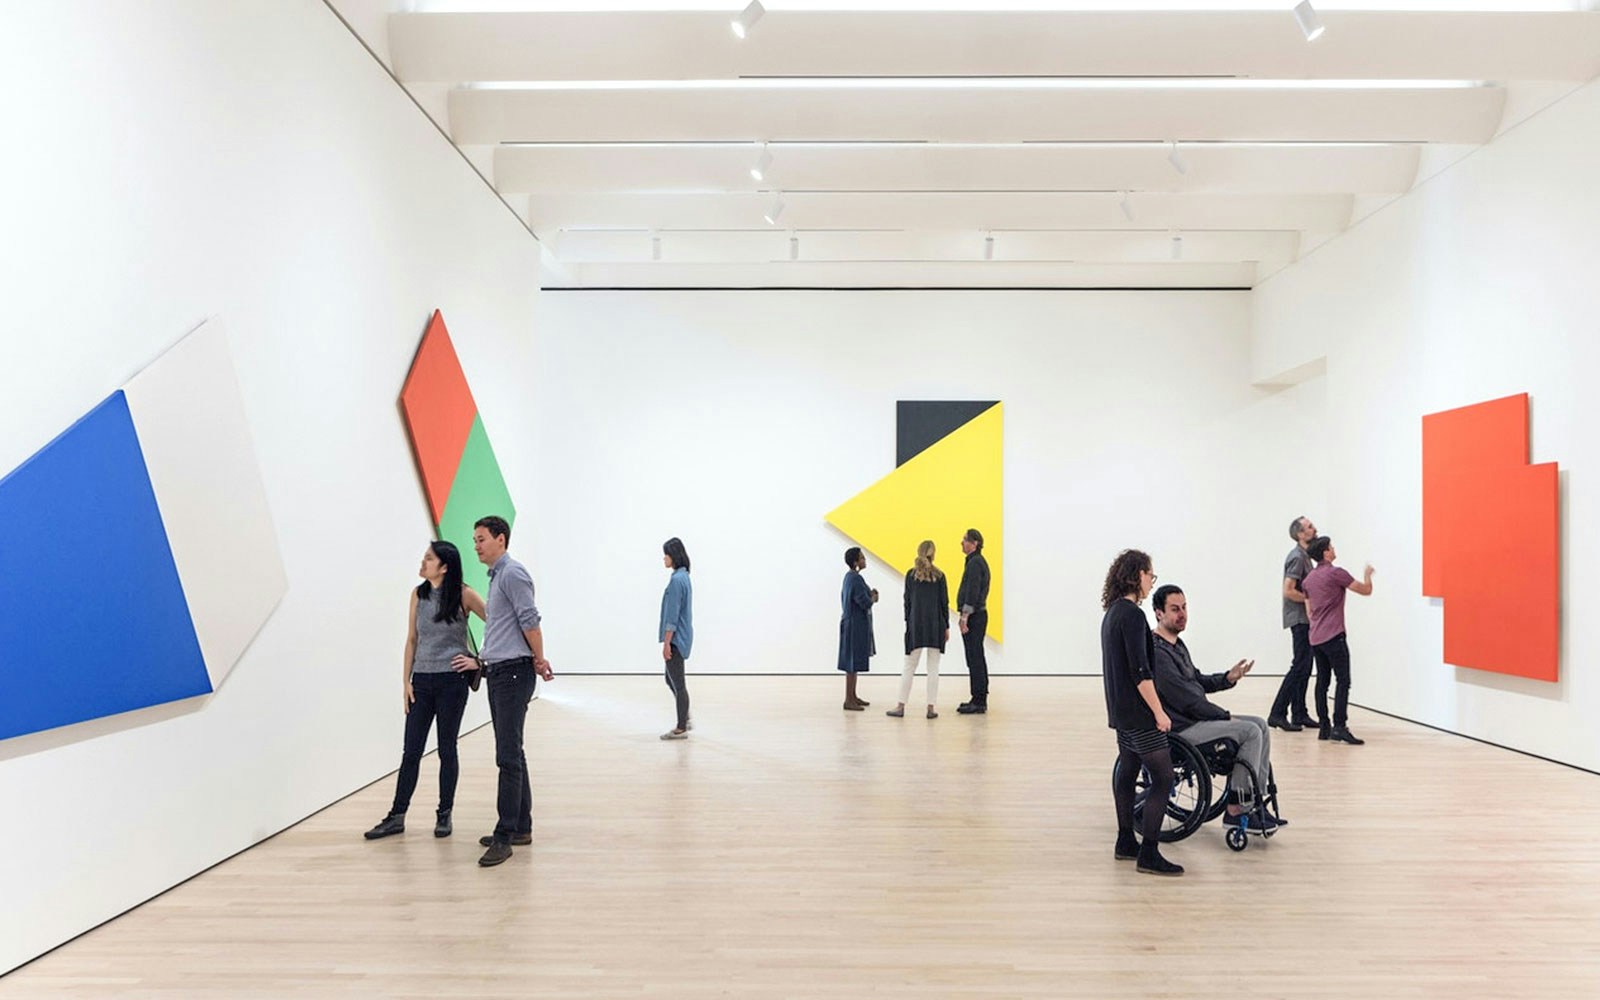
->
<box><xmin>1110</xmin><ymin>732</ymin><xmax>1283</xmax><ymax>852</ymax></box>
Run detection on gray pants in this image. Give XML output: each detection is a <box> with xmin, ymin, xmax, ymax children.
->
<box><xmin>1178</xmin><ymin>715</ymin><xmax>1272</xmax><ymax>803</ymax></box>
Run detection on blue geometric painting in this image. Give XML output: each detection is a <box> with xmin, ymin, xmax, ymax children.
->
<box><xmin>0</xmin><ymin>392</ymin><xmax>211</xmax><ymax>740</ymax></box>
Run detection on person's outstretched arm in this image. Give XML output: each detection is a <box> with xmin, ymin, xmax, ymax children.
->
<box><xmin>1349</xmin><ymin>564</ymin><xmax>1375</xmax><ymax>596</ymax></box>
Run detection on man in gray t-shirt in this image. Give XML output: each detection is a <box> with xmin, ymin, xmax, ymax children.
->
<box><xmin>1268</xmin><ymin>516</ymin><xmax>1318</xmax><ymax>730</ymax></box>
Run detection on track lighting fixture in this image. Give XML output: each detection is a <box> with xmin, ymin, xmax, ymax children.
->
<box><xmin>651</xmin><ymin>232</ymin><xmax>662</xmax><ymax>262</ymax></box>
<box><xmin>983</xmin><ymin>233</ymin><xmax>995</xmax><ymax>261</ymax></box>
<box><xmin>750</xmin><ymin>143</ymin><xmax>773</xmax><ymax>182</ymax></box>
<box><xmin>731</xmin><ymin>0</ymin><xmax>765</xmax><ymax>40</ymax></box>
<box><xmin>789</xmin><ymin>234</ymin><xmax>799</xmax><ymax>261</ymax></box>
<box><xmin>763</xmin><ymin>193</ymin><xmax>785</xmax><ymax>225</ymax></box>
<box><xmin>1119</xmin><ymin>190</ymin><xmax>1134</xmax><ymax>222</ymax></box>
<box><xmin>1167</xmin><ymin>141</ymin><xmax>1188</xmax><ymax>176</ymax></box>
<box><xmin>1170</xmin><ymin>233</ymin><xmax>1184</xmax><ymax>260</ymax></box>
<box><xmin>1293</xmin><ymin>1</ymin><xmax>1326</xmax><ymax>43</ymax></box>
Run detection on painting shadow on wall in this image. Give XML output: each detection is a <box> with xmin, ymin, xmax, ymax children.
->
<box><xmin>0</xmin><ymin>695</ymin><xmax>208</xmax><ymax>764</ymax></box>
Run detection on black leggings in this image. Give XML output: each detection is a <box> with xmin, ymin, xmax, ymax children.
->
<box><xmin>664</xmin><ymin>647</ymin><xmax>690</xmax><ymax>729</ymax></box>
<box><xmin>1114</xmin><ymin>745</ymin><xmax>1175</xmax><ymax>855</ymax></box>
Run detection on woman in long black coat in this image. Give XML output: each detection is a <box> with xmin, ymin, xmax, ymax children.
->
<box><xmin>837</xmin><ymin>546</ymin><xmax>877</xmax><ymax>710</ymax></box>
<box><xmin>888</xmin><ymin>540</ymin><xmax>949</xmax><ymax>719</ymax></box>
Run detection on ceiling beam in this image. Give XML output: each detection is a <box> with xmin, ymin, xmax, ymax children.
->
<box><xmin>494</xmin><ymin>142</ymin><xmax>1421</xmax><ymax>196</ymax></box>
<box><xmin>450</xmin><ymin>84</ymin><xmax>1506</xmax><ymax>145</ymax></box>
<box><xmin>391</xmin><ymin>11</ymin><xmax>1600</xmax><ymax>83</ymax></box>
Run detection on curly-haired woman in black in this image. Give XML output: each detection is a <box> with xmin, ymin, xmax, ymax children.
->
<box><xmin>1101</xmin><ymin>549</ymin><xmax>1184</xmax><ymax>877</ymax></box>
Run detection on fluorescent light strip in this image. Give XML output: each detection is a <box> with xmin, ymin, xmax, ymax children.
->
<box><xmin>500</xmin><ymin>140</ymin><xmax>1411</xmax><ymax>149</ymax></box>
<box><xmin>417</xmin><ymin>3</ymin><xmax>1583</xmax><ymax>14</ymax></box>
<box><xmin>469</xmin><ymin>78</ymin><xmax>1488</xmax><ymax>91</ymax></box>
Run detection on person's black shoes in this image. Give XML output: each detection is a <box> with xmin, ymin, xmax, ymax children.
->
<box><xmin>1318</xmin><ymin>725</ymin><xmax>1333</xmax><ymax>741</ymax></box>
<box><xmin>478</xmin><ymin>842</ymin><xmax>514</xmax><ymax>867</ymax></box>
<box><xmin>1331</xmin><ymin>727</ymin><xmax>1366</xmax><ymax>745</ymax></box>
<box><xmin>363</xmin><ymin>814</ymin><xmax>405</xmax><ymax>840</ymax></box>
<box><xmin>434</xmin><ymin>810</ymin><xmax>452</xmax><ymax>838</ymax></box>
<box><xmin>1293</xmin><ymin>716</ymin><xmax>1320</xmax><ymax>729</ymax></box>
<box><xmin>1268</xmin><ymin>716</ymin><xmax>1303</xmax><ymax>733</ymax></box>
<box><xmin>479</xmin><ymin>833</ymin><xmax>533</xmax><ymax>847</ymax></box>
<box><xmin>1114</xmin><ymin>832</ymin><xmax>1140</xmax><ymax>861</ymax></box>
<box><xmin>957</xmin><ymin>702</ymin><xmax>987</xmax><ymax>715</ymax></box>
<box><xmin>1135</xmin><ymin>852</ymin><xmax>1184</xmax><ymax>877</ymax></box>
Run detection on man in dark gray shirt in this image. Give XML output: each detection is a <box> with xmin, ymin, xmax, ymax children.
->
<box><xmin>452</xmin><ymin>515</ymin><xmax>552</xmax><ymax>868</ymax></box>
<box><xmin>955</xmin><ymin>528</ymin><xmax>992</xmax><ymax>714</ymax></box>
<box><xmin>1268</xmin><ymin>515</ymin><xmax>1318</xmax><ymax>731</ymax></box>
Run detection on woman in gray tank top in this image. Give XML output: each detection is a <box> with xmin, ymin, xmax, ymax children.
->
<box><xmin>364</xmin><ymin>540</ymin><xmax>486</xmax><ymax>841</ymax></box>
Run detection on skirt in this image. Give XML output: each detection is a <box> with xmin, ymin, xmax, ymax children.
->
<box><xmin>1115</xmin><ymin>726</ymin><xmax>1168</xmax><ymax>756</ymax></box>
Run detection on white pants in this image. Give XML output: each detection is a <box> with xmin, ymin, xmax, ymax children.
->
<box><xmin>898</xmin><ymin>648</ymin><xmax>941</xmax><ymax>706</ymax></box>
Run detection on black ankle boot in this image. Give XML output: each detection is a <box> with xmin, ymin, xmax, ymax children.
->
<box><xmin>1114</xmin><ymin>831</ymin><xmax>1139</xmax><ymax>861</ymax></box>
<box><xmin>1135</xmin><ymin>850</ymin><xmax>1185</xmax><ymax>877</ymax></box>
<box><xmin>434</xmin><ymin>810</ymin><xmax>452</xmax><ymax>838</ymax></box>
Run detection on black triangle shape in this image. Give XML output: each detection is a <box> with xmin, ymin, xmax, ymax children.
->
<box><xmin>896</xmin><ymin>401</ymin><xmax>999</xmax><ymax>468</ymax></box>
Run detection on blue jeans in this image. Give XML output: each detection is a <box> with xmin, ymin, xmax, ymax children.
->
<box><xmin>487</xmin><ymin>658</ymin><xmax>538</xmax><ymax>844</ymax></box>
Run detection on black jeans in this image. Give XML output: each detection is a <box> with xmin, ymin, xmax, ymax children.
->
<box><xmin>390</xmin><ymin>670</ymin><xmax>471</xmax><ymax>817</ymax></box>
<box><xmin>1269</xmin><ymin>623</ymin><xmax>1315</xmax><ymax>722</ymax></box>
<box><xmin>487</xmin><ymin>658</ymin><xmax>538</xmax><ymax>844</ymax></box>
<box><xmin>963</xmin><ymin>609</ymin><xmax>989</xmax><ymax>704</ymax></box>
<box><xmin>663</xmin><ymin>647</ymin><xmax>689</xmax><ymax>730</ymax></box>
<box><xmin>1312</xmin><ymin>632</ymin><xmax>1352</xmax><ymax>729</ymax></box>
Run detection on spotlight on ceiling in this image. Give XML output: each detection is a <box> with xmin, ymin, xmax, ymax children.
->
<box><xmin>651</xmin><ymin>232</ymin><xmax>662</xmax><ymax>262</ymax></box>
<box><xmin>789</xmin><ymin>234</ymin><xmax>799</xmax><ymax>261</ymax></box>
<box><xmin>983</xmin><ymin>233</ymin><xmax>995</xmax><ymax>261</ymax></box>
<box><xmin>750</xmin><ymin>143</ymin><xmax>773</xmax><ymax>182</ymax></box>
<box><xmin>763</xmin><ymin>193</ymin><xmax>785</xmax><ymax>225</ymax></box>
<box><xmin>731</xmin><ymin>0</ymin><xmax>765</xmax><ymax>40</ymax></box>
<box><xmin>1167</xmin><ymin>141</ymin><xmax>1188</xmax><ymax>176</ymax></box>
<box><xmin>1118</xmin><ymin>190</ymin><xmax>1135</xmax><ymax>222</ymax></box>
<box><xmin>1170</xmin><ymin>233</ymin><xmax>1184</xmax><ymax>260</ymax></box>
<box><xmin>1293</xmin><ymin>1</ymin><xmax>1326</xmax><ymax>43</ymax></box>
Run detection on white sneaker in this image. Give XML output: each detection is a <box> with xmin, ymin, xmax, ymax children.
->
<box><xmin>660</xmin><ymin>729</ymin><xmax>688</xmax><ymax>740</ymax></box>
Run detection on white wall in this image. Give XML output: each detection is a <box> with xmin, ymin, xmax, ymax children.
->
<box><xmin>533</xmin><ymin>290</ymin><xmax>1323</xmax><ymax>681</ymax></box>
<box><xmin>1252</xmin><ymin>78</ymin><xmax>1600</xmax><ymax>772</ymax></box>
<box><xmin>0</xmin><ymin>2</ymin><xmax>541</xmax><ymax>973</ymax></box>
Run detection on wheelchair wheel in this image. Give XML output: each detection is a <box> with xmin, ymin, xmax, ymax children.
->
<box><xmin>1111</xmin><ymin>735</ymin><xmax>1211</xmax><ymax>843</ymax></box>
<box><xmin>1225</xmin><ymin>826</ymin><xmax>1248</xmax><ymax>852</ymax></box>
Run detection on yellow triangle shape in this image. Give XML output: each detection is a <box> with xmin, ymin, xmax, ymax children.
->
<box><xmin>825</xmin><ymin>403</ymin><xmax>1003</xmax><ymax>642</ymax></box>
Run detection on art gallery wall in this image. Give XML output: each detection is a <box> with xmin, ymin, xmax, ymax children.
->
<box><xmin>531</xmin><ymin>290</ymin><xmax>1324</xmax><ymax>679</ymax></box>
<box><xmin>0</xmin><ymin>1</ymin><xmax>540</xmax><ymax>973</ymax></box>
<box><xmin>1252</xmin><ymin>76</ymin><xmax>1600</xmax><ymax>772</ymax></box>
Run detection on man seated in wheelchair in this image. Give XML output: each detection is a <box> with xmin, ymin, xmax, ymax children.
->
<box><xmin>1150</xmin><ymin>584</ymin><xmax>1287</xmax><ymax>831</ymax></box>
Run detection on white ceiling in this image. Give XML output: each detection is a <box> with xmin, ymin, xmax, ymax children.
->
<box><xmin>350</xmin><ymin>4</ymin><xmax>1600</xmax><ymax>288</ymax></box>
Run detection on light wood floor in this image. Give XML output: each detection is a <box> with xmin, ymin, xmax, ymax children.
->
<box><xmin>6</xmin><ymin>676</ymin><xmax>1600</xmax><ymax>999</ymax></box>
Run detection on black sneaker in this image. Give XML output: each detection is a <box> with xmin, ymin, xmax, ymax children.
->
<box><xmin>478</xmin><ymin>842</ymin><xmax>514</xmax><ymax>867</ymax></box>
<box><xmin>957</xmin><ymin>703</ymin><xmax>987</xmax><ymax>714</ymax></box>
<box><xmin>1135</xmin><ymin>852</ymin><xmax>1185</xmax><ymax>877</ymax></box>
<box><xmin>1331</xmin><ymin>727</ymin><xmax>1365</xmax><ymax>745</ymax></box>
<box><xmin>1114</xmin><ymin>832</ymin><xmax>1140</xmax><ymax>861</ymax></box>
<box><xmin>1318</xmin><ymin>725</ymin><xmax>1332</xmax><ymax>741</ymax></box>
<box><xmin>1268</xmin><ymin>716</ymin><xmax>1303</xmax><ymax>732</ymax></box>
<box><xmin>1224</xmin><ymin>811</ymin><xmax>1279</xmax><ymax>832</ymax></box>
<box><xmin>363</xmin><ymin>814</ymin><xmax>404</xmax><ymax>840</ymax></box>
<box><xmin>434</xmin><ymin>810</ymin><xmax>452</xmax><ymax>838</ymax></box>
<box><xmin>479</xmin><ymin>833</ymin><xmax>533</xmax><ymax>847</ymax></box>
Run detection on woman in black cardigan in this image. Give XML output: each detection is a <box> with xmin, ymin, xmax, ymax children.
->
<box><xmin>888</xmin><ymin>540</ymin><xmax>949</xmax><ymax>719</ymax></box>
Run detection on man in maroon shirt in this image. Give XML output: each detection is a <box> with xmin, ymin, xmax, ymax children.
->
<box><xmin>1302</xmin><ymin>536</ymin><xmax>1374</xmax><ymax>745</ymax></box>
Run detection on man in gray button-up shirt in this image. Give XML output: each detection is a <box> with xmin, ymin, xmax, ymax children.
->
<box><xmin>452</xmin><ymin>515</ymin><xmax>551</xmax><ymax>868</ymax></box>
